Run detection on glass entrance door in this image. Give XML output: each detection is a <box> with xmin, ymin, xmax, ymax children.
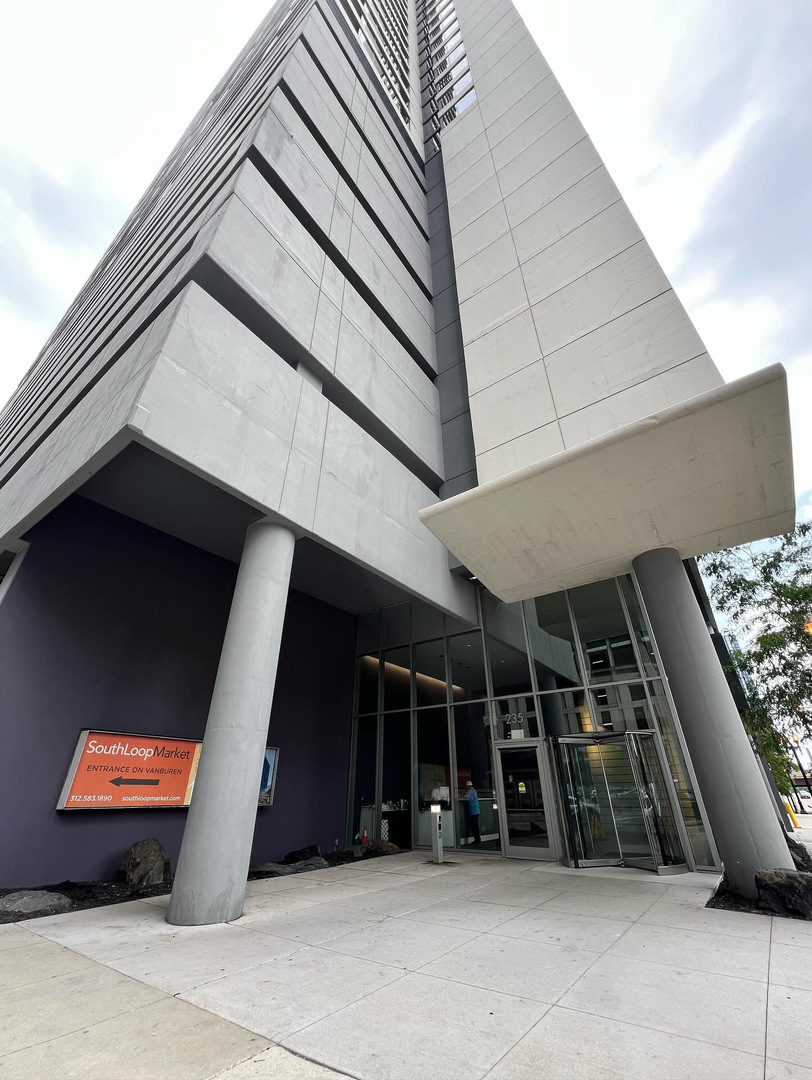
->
<box><xmin>496</xmin><ymin>746</ymin><xmax>554</xmax><ymax>859</ymax></box>
<box><xmin>556</xmin><ymin>733</ymin><xmax>686</xmax><ymax>871</ymax></box>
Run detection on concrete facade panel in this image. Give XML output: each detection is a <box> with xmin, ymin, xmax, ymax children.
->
<box><xmin>347</xmin><ymin>224</ymin><xmax>435</xmax><ymax>357</ymax></box>
<box><xmin>470</xmin><ymin>358</ymin><xmax>557</xmax><ymax>454</ymax></box>
<box><xmin>660</xmin><ymin>352</ymin><xmax>722</xmax><ymax>405</ymax></box>
<box><xmin>208</xmin><ymin>196</ymin><xmax>321</xmax><ymax>344</ymax></box>
<box><xmin>459</xmin><ymin>267</ymin><xmax>528</xmax><ymax>346</ymax></box>
<box><xmin>464</xmin><ymin>8</ymin><xmax>521</xmax><ymax>57</ymax></box>
<box><xmin>511</xmin><ymin>166</ymin><xmax>620</xmax><ymax>265</ymax></box>
<box><xmin>521</xmin><ymin>200</ymin><xmax>644</xmax><ymax>305</ymax></box>
<box><xmin>445</xmin><ymin>147</ymin><xmax>496</xmax><ymax>208</ymax></box>
<box><xmin>481</xmin><ymin>73</ymin><xmax>560</xmax><ymax>151</ymax></box>
<box><xmin>133</xmin><ymin>289</ymin><xmax>471</xmax><ymax>621</ymax></box>
<box><xmin>463</xmin><ymin>308</ymin><xmax>542</xmax><ymax>396</ymax></box>
<box><xmin>266</xmin><ymin>93</ymin><xmax>341</xmax><ymax>197</ymax></box>
<box><xmin>464</xmin><ymin>15</ymin><xmax>526</xmax><ymax>80</ymax></box>
<box><xmin>314</xmin><ymin>406</ymin><xmax>474</xmax><ymax>619</ymax></box>
<box><xmin>442</xmin><ymin>132</ymin><xmax>491</xmax><ymax>187</ymax></box>
<box><xmin>479</xmin><ymin>53</ymin><xmax>555</xmax><ymax>129</ymax></box>
<box><xmin>531</xmin><ymin>241</ymin><xmax>670</xmax><ymax>355</ymax></box>
<box><xmin>309</xmin><ymin>291</ymin><xmax>343</xmax><ymax>371</ymax></box>
<box><xmin>476</xmin><ymin>420</ymin><xmax>565</xmax><ymax>484</ymax></box>
<box><xmin>489</xmin><ymin>89</ymin><xmax>570</xmax><ymax>173</ymax></box>
<box><xmin>542</xmin><ymin>289</ymin><xmax>715</xmax><ymax>417</ymax></box>
<box><xmin>447</xmin><ymin>174</ymin><xmax>503</xmax><ymax>234</ymax></box>
<box><xmin>334</xmin><ymin>318</ymin><xmax>443</xmax><ymax>475</ymax></box>
<box><xmin>0</xmin><ymin>294</ymin><xmax>188</xmax><ymax>545</ymax></box>
<box><xmin>455</xmin><ymin>232</ymin><xmax>520</xmax><ymax>303</ymax></box>
<box><xmin>504</xmin><ymin>139</ymin><xmax>601</xmax><ymax>229</ymax></box>
<box><xmin>234</xmin><ymin>159</ymin><xmax>327</xmax><ymax>285</ymax></box>
<box><xmin>342</xmin><ymin>280</ymin><xmax>437</xmax><ymax>377</ymax></box>
<box><xmin>451</xmin><ymin>202</ymin><xmax>510</xmax><ymax>267</ymax></box>
<box><xmin>472</xmin><ymin>32</ymin><xmax>540</xmax><ymax>102</ymax></box>
<box><xmin>438</xmin><ymin>106</ymin><xmax>485</xmax><ymax>166</ymax></box>
<box><xmin>557</xmin><ymin>375</ymin><xmax>673</xmax><ymax>450</ymax></box>
<box><xmin>496</xmin><ymin>110</ymin><xmax>587</xmax><ymax>200</ymax></box>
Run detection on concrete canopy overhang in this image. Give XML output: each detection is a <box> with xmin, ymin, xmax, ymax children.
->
<box><xmin>419</xmin><ymin>364</ymin><xmax>795</xmax><ymax>603</ymax></box>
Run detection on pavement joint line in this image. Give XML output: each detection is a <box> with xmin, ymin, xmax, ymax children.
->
<box><xmin>551</xmin><ymin>995</ymin><xmax>768</xmax><ymax>1058</ymax></box>
<box><xmin>598</xmin><ymin>940</ymin><xmax>772</xmax><ymax>985</ymax></box>
<box><xmin>0</xmin><ymin>979</ymin><xmax>169</xmax><ymax>1061</ymax></box>
<box><xmin>763</xmin><ymin>918</ymin><xmax>773</xmax><ymax>1080</ymax></box>
<box><xmin>633</xmin><ymin>911</ymin><xmax>774</xmax><ymax>942</ymax></box>
<box><xmin>407</xmin><ymin>963</ymin><xmax>563</xmax><ymax>1008</ymax></box>
<box><xmin>553</xmin><ymin>1001</ymin><xmax>769</xmax><ymax>1062</ymax></box>
<box><xmin>274</xmin><ymin>967</ymin><xmax>413</xmax><ymax>1045</ymax></box>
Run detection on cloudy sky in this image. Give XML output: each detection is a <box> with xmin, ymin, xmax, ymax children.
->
<box><xmin>0</xmin><ymin>0</ymin><xmax>809</xmax><ymax>519</ymax></box>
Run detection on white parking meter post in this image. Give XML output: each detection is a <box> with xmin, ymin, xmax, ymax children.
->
<box><xmin>430</xmin><ymin>803</ymin><xmax>443</xmax><ymax>864</ymax></box>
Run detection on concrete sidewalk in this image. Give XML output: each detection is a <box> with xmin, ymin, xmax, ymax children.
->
<box><xmin>1</xmin><ymin>851</ymin><xmax>811</xmax><ymax>1079</ymax></box>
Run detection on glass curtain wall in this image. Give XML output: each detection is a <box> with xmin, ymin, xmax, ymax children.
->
<box><xmin>349</xmin><ymin>574</ymin><xmax>715</xmax><ymax>867</ymax></box>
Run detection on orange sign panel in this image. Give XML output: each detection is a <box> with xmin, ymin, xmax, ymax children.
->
<box><xmin>57</xmin><ymin>731</ymin><xmax>202</xmax><ymax>810</ymax></box>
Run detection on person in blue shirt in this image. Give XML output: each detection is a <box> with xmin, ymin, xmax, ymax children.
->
<box><xmin>464</xmin><ymin>781</ymin><xmax>481</xmax><ymax>845</ymax></box>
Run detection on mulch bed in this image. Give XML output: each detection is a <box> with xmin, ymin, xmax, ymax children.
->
<box><xmin>1</xmin><ymin>845</ymin><xmax>402</xmax><ymax>923</ymax></box>
<box><xmin>0</xmin><ymin>879</ymin><xmax>171</xmax><ymax>924</ymax></box>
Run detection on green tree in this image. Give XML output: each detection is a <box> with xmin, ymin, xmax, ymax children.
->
<box><xmin>698</xmin><ymin>523</ymin><xmax>812</xmax><ymax>793</ymax></box>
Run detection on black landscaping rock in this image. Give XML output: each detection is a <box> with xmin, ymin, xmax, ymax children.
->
<box><xmin>249</xmin><ymin>862</ymin><xmax>298</xmax><ymax>877</ymax></box>
<box><xmin>118</xmin><ymin>838</ymin><xmax>172</xmax><ymax>888</ymax></box>
<box><xmin>0</xmin><ymin>890</ymin><xmax>72</xmax><ymax>916</ymax></box>
<box><xmin>788</xmin><ymin>836</ymin><xmax>812</xmax><ymax>873</ymax></box>
<box><xmin>755</xmin><ymin>869</ymin><xmax>812</xmax><ymax>919</ymax></box>
<box><xmin>248</xmin><ymin>855</ymin><xmax>329</xmax><ymax>879</ymax></box>
<box><xmin>360</xmin><ymin>840</ymin><xmax>399</xmax><ymax>858</ymax></box>
<box><xmin>283</xmin><ymin>844</ymin><xmax>321</xmax><ymax>864</ymax></box>
<box><xmin>324</xmin><ymin>848</ymin><xmax>358</xmax><ymax>866</ymax></box>
<box><xmin>299</xmin><ymin>856</ymin><xmax>329</xmax><ymax>870</ymax></box>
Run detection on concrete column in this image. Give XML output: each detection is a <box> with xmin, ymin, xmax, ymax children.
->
<box><xmin>168</xmin><ymin>520</ymin><xmax>296</xmax><ymax>925</ymax></box>
<box><xmin>633</xmin><ymin>546</ymin><xmax>792</xmax><ymax>897</ymax></box>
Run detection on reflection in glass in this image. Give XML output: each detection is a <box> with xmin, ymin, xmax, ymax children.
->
<box><xmin>538</xmin><ymin>689</ymin><xmax>593</xmax><ymax>735</ymax></box>
<box><xmin>591</xmin><ymin>683</ymin><xmax>650</xmax><ymax>732</ymax></box>
<box><xmin>351</xmin><ymin>715</ymin><xmax>377</xmax><ymax>840</ymax></box>
<box><xmin>413</xmin><ymin>639</ymin><xmax>447</xmax><ymax>706</ymax></box>
<box><xmin>649</xmin><ymin>680</ymin><xmax>715</xmax><ymax>866</ymax></box>
<box><xmin>523</xmin><ymin>591</ymin><xmax>581</xmax><ymax>690</ymax></box>
<box><xmin>560</xmin><ymin>734</ymin><xmax>685</xmax><ymax>868</ymax></box>
<box><xmin>491</xmin><ymin>696</ymin><xmax>539</xmax><ymax>741</ymax></box>
<box><xmin>383</xmin><ymin>646</ymin><xmax>411</xmax><ymax>711</ymax></box>
<box><xmin>561</xmin><ymin>742</ymin><xmax>621</xmax><ymax>862</ymax></box>
<box><xmin>498</xmin><ymin>748</ymin><xmax>549</xmax><ymax>850</ymax></box>
<box><xmin>381</xmin><ymin>712</ymin><xmax>411</xmax><ymax>848</ymax></box>
<box><xmin>415</xmin><ymin>707</ymin><xmax>454</xmax><ymax>846</ymax></box>
<box><xmin>626</xmin><ymin>733</ymin><xmax>686</xmax><ymax>866</ymax></box>
<box><xmin>356</xmin><ymin>654</ymin><xmax>379</xmax><ymax>714</ymax></box>
<box><xmin>620</xmin><ymin>575</ymin><xmax>659</xmax><ymax>676</ymax></box>
<box><xmin>452</xmin><ymin>704</ymin><xmax>500</xmax><ymax>850</ymax></box>
<box><xmin>598</xmin><ymin>739</ymin><xmax>652</xmax><ymax>861</ymax></box>
<box><xmin>569</xmin><ymin>579</ymin><xmax>640</xmax><ymax>684</ymax></box>
<box><xmin>448</xmin><ymin>631</ymin><xmax>487</xmax><ymax>701</ymax></box>
<box><xmin>482</xmin><ymin>593</ymin><xmax>533</xmax><ymax>697</ymax></box>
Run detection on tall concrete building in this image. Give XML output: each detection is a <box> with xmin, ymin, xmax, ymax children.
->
<box><xmin>0</xmin><ymin>0</ymin><xmax>795</xmax><ymax>920</ymax></box>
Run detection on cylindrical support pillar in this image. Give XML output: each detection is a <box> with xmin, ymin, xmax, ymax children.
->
<box><xmin>167</xmin><ymin>520</ymin><xmax>296</xmax><ymax>925</ymax></box>
<box><xmin>633</xmin><ymin>547</ymin><xmax>793</xmax><ymax>897</ymax></box>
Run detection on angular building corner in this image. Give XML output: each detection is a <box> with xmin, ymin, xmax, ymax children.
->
<box><xmin>0</xmin><ymin>0</ymin><xmax>794</xmax><ymax>914</ymax></box>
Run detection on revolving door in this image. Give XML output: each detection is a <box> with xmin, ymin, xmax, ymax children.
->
<box><xmin>554</xmin><ymin>732</ymin><xmax>688</xmax><ymax>872</ymax></box>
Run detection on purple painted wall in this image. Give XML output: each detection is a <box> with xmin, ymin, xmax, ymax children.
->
<box><xmin>0</xmin><ymin>496</ymin><xmax>355</xmax><ymax>888</ymax></box>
